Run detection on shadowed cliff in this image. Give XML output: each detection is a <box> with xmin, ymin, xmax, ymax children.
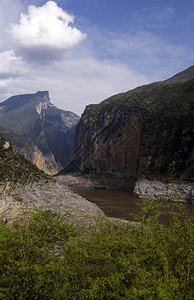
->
<box><xmin>69</xmin><ymin>66</ymin><xmax>194</xmax><ymax>186</ymax></box>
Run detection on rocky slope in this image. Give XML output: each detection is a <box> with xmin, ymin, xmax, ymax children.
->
<box><xmin>0</xmin><ymin>91</ymin><xmax>80</xmax><ymax>174</ymax></box>
<box><xmin>0</xmin><ymin>124</ymin><xmax>50</xmax><ymax>172</ymax></box>
<box><xmin>71</xmin><ymin>66</ymin><xmax>194</xmax><ymax>197</ymax></box>
<box><xmin>0</xmin><ymin>136</ymin><xmax>104</xmax><ymax>226</ymax></box>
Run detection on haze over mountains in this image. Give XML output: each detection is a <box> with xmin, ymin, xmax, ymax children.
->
<box><xmin>0</xmin><ymin>91</ymin><xmax>80</xmax><ymax>174</ymax></box>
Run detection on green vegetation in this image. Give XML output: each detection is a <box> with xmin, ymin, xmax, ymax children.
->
<box><xmin>0</xmin><ymin>198</ymin><xmax>193</xmax><ymax>299</ymax></box>
<box><xmin>0</xmin><ymin>137</ymin><xmax>49</xmax><ymax>185</ymax></box>
<box><xmin>85</xmin><ymin>78</ymin><xmax>194</xmax><ymax>124</ymax></box>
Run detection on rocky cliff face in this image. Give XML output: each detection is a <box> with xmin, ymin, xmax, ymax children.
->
<box><xmin>0</xmin><ymin>91</ymin><xmax>80</xmax><ymax>174</ymax></box>
<box><xmin>74</xmin><ymin>66</ymin><xmax>194</xmax><ymax>190</ymax></box>
<box><xmin>75</xmin><ymin>105</ymin><xmax>143</xmax><ymax>180</ymax></box>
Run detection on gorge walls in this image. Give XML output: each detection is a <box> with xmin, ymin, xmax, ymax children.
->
<box><xmin>74</xmin><ymin>74</ymin><xmax>194</xmax><ymax>188</ymax></box>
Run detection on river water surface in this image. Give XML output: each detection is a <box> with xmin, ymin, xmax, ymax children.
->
<box><xmin>71</xmin><ymin>186</ymin><xmax>193</xmax><ymax>224</ymax></box>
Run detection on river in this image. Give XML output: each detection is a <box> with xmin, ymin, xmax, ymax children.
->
<box><xmin>71</xmin><ymin>186</ymin><xmax>193</xmax><ymax>224</ymax></box>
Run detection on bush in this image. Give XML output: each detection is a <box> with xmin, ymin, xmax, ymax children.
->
<box><xmin>0</xmin><ymin>199</ymin><xmax>193</xmax><ymax>299</ymax></box>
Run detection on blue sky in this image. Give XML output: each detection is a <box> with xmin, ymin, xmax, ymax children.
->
<box><xmin>0</xmin><ymin>0</ymin><xmax>193</xmax><ymax>115</ymax></box>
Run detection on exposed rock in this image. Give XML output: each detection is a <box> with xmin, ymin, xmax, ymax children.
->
<box><xmin>134</xmin><ymin>179</ymin><xmax>194</xmax><ymax>202</ymax></box>
<box><xmin>0</xmin><ymin>91</ymin><xmax>80</xmax><ymax>174</ymax></box>
<box><xmin>70</xmin><ymin>66</ymin><xmax>194</xmax><ymax>199</ymax></box>
<box><xmin>75</xmin><ymin>106</ymin><xmax>143</xmax><ymax>181</ymax></box>
<box><xmin>0</xmin><ymin>180</ymin><xmax>104</xmax><ymax>226</ymax></box>
<box><xmin>0</xmin><ymin>123</ymin><xmax>52</xmax><ymax>172</ymax></box>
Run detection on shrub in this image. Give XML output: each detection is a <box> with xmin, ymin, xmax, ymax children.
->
<box><xmin>0</xmin><ymin>199</ymin><xmax>193</xmax><ymax>299</ymax></box>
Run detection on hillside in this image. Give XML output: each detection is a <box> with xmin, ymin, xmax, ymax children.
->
<box><xmin>0</xmin><ymin>91</ymin><xmax>80</xmax><ymax>174</ymax></box>
<box><xmin>0</xmin><ymin>124</ymin><xmax>50</xmax><ymax>172</ymax></box>
<box><xmin>0</xmin><ymin>136</ymin><xmax>49</xmax><ymax>187</ymax></box>
<box><xmin>0</xmin><ymin>136</ymin><xmax>103</xmax><ymax>225</ymax></box>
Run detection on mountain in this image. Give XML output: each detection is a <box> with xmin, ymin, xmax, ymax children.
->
<box><xmin>0</xmin><ymin>91</ymin><xmax>80</xmax><ymax>174</ymax></box>
<box><xmin>0</xmin><ymin>123</ymin><xmax>51</xmax><ymax>172</ymax></box>
<box><xmin>65</xmin><ymin>66</ymin><xmax>194</xmax><ymax>192</ymax></box>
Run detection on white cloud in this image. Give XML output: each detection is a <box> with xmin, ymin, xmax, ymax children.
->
<box><xmin>0</xmin><ymin>51</ymin><xmax>27</xmax><ymax>79</ymax></box>
<box><xmin>0</xmin><ymin>1</ymin><xmax>193</xmax><ymax>116</ymax></box>
<box><xmin>9</xmin><ymin>1</ymin><xmax>86</xmax><ymax>62</ymax></box>
<box><xmin>0</xmin><ymin>54</ymin><xmax>149</xmax><ymax>115</ymax></box>
<box><xmin>0</xmin><ymin>0</ymin><xmax>24</xmax><ymax>52</ymax></box>
<box><xmin>90</xmin><ymin>29</ymin><xmax>194</xmax><ymax>81</ymax></box>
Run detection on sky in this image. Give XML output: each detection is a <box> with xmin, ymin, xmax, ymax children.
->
<box><xmin>0</xmin><ymin>0</ymin><xmax>193</xmax><ymax>115</ymax></box>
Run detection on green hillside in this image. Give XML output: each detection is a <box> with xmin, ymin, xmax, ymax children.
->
<box><xmin>0</xmin><ymin>137</ymin><xmax>49</xmax><ymax>186</ymax></box>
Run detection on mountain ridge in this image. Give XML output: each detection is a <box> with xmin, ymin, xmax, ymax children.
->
<box><xmin>97</xmin><ymin>65</ymin><xmax>194</xmax><ymax>108</ymax></box>
<box><xmin>0</xmin><ymin>91</ymin><xmax>80</xmax><ymax>174</ymax></box>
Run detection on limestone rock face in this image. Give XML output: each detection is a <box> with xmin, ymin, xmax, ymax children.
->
<box><xmin>134</xmin><ymin>179</ymin><xmax>193</xmax><ymax>202</ymax></box>
<box><xmin>75</xmin><ymin>105</ymin><xmax>143</xmax><ymax>178</ymax></box>
<box><xmin>74</xmin><ymin>66</ymin><xmax>194</xmax><ymax>190</ymax></box>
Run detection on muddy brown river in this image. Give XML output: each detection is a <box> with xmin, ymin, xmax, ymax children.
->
<box><xmin>71</xmin><ymin>186</ymin><xmax>193</xmax><ymax>224</ymax></box>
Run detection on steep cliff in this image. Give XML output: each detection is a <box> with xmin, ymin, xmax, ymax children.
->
<box><xmin>74</xmin><ymin>66</ymin><xmax>194</xmax><ymax>187</ymax></box>
<box><xmin>0</xmin><ymin>91</ymin><xmax>80</xmax><ymax>174</ymax></box>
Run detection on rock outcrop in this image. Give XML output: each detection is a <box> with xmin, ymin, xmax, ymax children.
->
<box><xmin>134</xmin><ymin>179</ymin><xmax>193</xmax><ymax>203</ymax></box>
<box><xmin>73</xmin><ymin>66</ymin><xmax>194</xmax><ymax>197</ymax></box>
<box><xmin>0</xmin><ymin>180</ymin><xmax>104</xmax><ymax>226</ymax></box>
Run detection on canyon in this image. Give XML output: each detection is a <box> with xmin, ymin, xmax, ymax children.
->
<box><xmin>0</xmin><ymin>66</ymin><xmax>194</xmax><ymax>227</ymax></box>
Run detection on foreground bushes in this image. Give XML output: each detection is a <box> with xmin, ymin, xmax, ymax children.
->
<box><xmin>0</xmin><ymin>199</ymin><xmax>193</xmax><ymax>299</ymax></box>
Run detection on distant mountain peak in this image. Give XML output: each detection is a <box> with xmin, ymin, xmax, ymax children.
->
<box><xmin>34</xmin><ymin>91</ymin><xmax>50</xmax><ymax>114</ymax></box>
<box><xmin>0</xmin><ymin>90</ymin><xmax>51</xmax><ymax>110</ymax></box>
<box><xmin>0</xmin><ymin>91</ymin><xmax>80</xmax><ymax>174</ymax></box>
<box><xmin>35</xmin><ymin>91</ymin><xmax>50</xmax><ymax>103</ymax></box>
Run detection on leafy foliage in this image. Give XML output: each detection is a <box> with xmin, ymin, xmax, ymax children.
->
<box><xmin>0</xmin><ymin>198</ymin><xmax>193</xmax><ymax>299</ymax></box>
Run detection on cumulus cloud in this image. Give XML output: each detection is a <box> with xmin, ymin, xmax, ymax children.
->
<box><xmin>1</xmin><ymin>1</ymin><xmax>193</xmax><ymax>115</ymax></box>
<box><xmin>0</xmin><ymin>51</ymin><xmax>27</xmax><ymax>79</ymax></box>
<box><xmin>9</xmin><ymin>1</ymin><xmax>86</xmax><ymax>62</ymax></box>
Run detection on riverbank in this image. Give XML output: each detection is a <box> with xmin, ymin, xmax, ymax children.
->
<box><xmin>55</xmin><ymin>175</ymin><xmax>193</xmax><ymax>223</ymax></box>
<box><xmin>56</xmin><ymin>174</ymin><xmax>194</xmax><ymax>203</ymax></box>
<box><xmin>0</xmin><ymin>179</ymin><xmax>104</xmax><ymax>226</ymax></box>
<box><xmin>134</xmin><ymin>179</ymin><xmax>194</xmax><ymax>203</ymax></box>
